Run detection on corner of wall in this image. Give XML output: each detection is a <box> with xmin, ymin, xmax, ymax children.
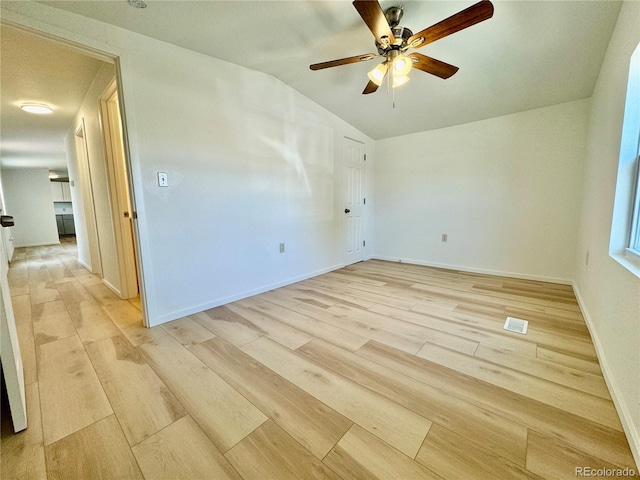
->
<box><xmin>573</xmin><ymin>280</ymin><xmax>640</xmax><ymax>470</ymax></box>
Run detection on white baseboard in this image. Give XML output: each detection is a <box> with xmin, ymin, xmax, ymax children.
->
<box><xmin>77</xmin><ymin>258</ymin><xmax>92</xmax><ymax>273</ymax></box>
<box><xmin>573</xmin><ymin>281</ymin><xmax>640</xmax><ymax>470</ymax></box>
<box><xmin>148</xmin><ymin>263</ymin><xmax>345</xmax><ymax>327</ymax></box>
<box><xmin>102</xmin><ymin>279</ymin><xmax>123</xmax><ymax>299</ymax></box>
<box><xmin>15</xmin><ymin>240</ymin><xmax>61</xmax><ymax>248</ymax></box>
<box><xmin>371</xmin><ymin>255</ymin><xmax>573</xmax><ymax>285</ymax></box>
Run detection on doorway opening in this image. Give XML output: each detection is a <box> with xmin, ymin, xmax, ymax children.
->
<box><xmin>1</xmin><ymin>24</ymin><xmax>145</xmax><ymax>322</ymax></box>
<box><xmin>0</xmin><ymin>22</ymin><xmax>147</xmax><ymax>435</ymax></box>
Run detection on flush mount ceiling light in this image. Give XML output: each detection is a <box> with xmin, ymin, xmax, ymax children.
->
<box><xmin>20</xmin><ymin>103</ymin><xmax>53</xmax><ymax>115</ymax></box>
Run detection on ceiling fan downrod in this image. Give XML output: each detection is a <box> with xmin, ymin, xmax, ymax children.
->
<box><xmin>376</xmin><ymin>7</ymin><xmax>414</xmax><ymax>56</ymax></box>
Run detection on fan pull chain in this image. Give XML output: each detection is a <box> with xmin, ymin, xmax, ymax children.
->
<box><xmin>392</xmin><ymin>78</ymin><xmax>396</xmax><ymax>109</ymax></box>
<box><xmin>386</xmin><ymin>68</ymin><xmax>396</xmax><ymax>109</ymax></box>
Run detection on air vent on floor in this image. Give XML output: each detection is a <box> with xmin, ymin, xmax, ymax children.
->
<box><xmin>503</xmin><ymin>317</ymin><xmax>528</xmax><ymax>335</ymax></box>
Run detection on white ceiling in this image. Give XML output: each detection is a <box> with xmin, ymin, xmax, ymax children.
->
<box><xmin>0</xmin><ymin>25</ymin><xmax>106</xmax><ymax>172</ymax></box>
<box><xmin>0</xmin><ymin>0</ymin><xmax>623</xmax><ymax>175</ymax></box>
<box><xmin>37</xmin><ymin>0</ymin><xmax>622</xmax><ymax>140</ymax></box>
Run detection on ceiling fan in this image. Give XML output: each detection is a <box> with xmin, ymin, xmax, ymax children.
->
<box><xmin>310</xmin><ymin>0</ymin><xmax>494</xmax><ymax>94</ymax></box>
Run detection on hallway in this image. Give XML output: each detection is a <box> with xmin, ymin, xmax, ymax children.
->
<box><xmin>1</xmin><ymin>238</ymin><xmax>152</xmax><ymax>478</ymax></box>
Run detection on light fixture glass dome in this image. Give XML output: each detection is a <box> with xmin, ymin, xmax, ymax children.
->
<box><xmin>367</xmin><ymin>62</ymin><xmax>388</xmax><ymax>86</ymax></box>
<box><xmin>392</xmin><ymin>75</ymin><xmax>410</xmax><ymax>88</ymax></box>
<box><xmin>21</xmin><ymin>103</ymin><xmax>53</xmax><ymax>115</ymax></box>
<box><xmin>392</xmin><ymin>55</ymin><xmax>412</xmax><ymax>77</ymax></box>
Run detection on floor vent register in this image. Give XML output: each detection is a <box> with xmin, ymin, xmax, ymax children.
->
<box><xmin>503</xmin><ymin>317</ymin><xmax>529</xmax><ymax>335</ymax></box>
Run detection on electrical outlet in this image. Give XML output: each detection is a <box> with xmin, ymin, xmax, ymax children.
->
<box><xmin>279</xmin><ymin>243</ymin><xmax>285</xmax><ymax>253</ymax></box>
<box><xmin>441</xmin><ymin>234</ymin><xmax>448</xmax><ymax>242</ymax></box>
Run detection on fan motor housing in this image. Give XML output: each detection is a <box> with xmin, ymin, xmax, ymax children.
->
<box><xmin>376</xmin><ymin>26</ymin><xmax>413</xmax><ymax>55</ymax></box>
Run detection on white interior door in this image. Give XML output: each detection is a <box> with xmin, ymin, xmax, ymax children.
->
<box><xmin>0</xmin><ymin>229</ymin><xmax>26</xmax><ymax>432</ymax></box>
<box><xmin>342</xmin><ymin>137</ymin><xmax>365</xmax><ymax>265</ymax></box>
<box><xmin>1</xmin><ymin>225</ymin><xmax>14</xmax><ymax>266</ymax></box>
<box><xmin>101</xmin><ymin>84</ymin><xmax>138</xmax><ymax>299</ymax></box>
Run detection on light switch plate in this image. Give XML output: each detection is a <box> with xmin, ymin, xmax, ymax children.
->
<box><xmin>157</xmin><ymin>172</ymin><xmax>168</xmax><ymax>187</ymax></box>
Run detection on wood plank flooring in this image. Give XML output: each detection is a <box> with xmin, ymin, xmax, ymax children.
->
<box><xmin>1</xmin><ymin>238</ymin><xmax>638</xmax><ymax>479</ymax></box>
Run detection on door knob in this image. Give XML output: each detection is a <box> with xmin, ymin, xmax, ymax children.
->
<box><xmin>344</xmin><ymin>208</ymin><xmax>351</xmax><ymax>214</ymax></box>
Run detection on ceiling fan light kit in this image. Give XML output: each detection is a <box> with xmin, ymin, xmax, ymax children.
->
<box><xmin>310</xmin><ymin>0</ymin><xmax>494</xmax><ymax>96</ymax></box>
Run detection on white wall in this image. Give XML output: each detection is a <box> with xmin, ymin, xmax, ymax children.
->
<box><xmin>124</xmin><ymin>37</ymin><xmax>374</xmax><ymax>324</ymax></box>
<box><xmin>574</xmin><ymin>1</ymin><xmax>640</xmax><ymax>465</ymax></box>
<box><xmin>374</xmin><ymin>99</ymin><xmax>589</xmax><ymax>283</ymax></box>
<box><xmin>2</xmin><ymin>3</ymin><xmax>375</xmax><ymax>325</ymax></box>
<box><xmin>64</xmin><ymin>132</ymin><xmax>91</xmax><ymax>271</ymax></box>
<box><xmin>0</xmin><ymin>168</ymin><xmax>59</xmax><ymax>248</ymax></box>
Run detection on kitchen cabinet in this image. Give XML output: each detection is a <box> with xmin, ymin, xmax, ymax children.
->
<box><xmin>56</xmin><ymin>214</ymin><xmax>75</xmax><ymax>236</ymax></box>
<box><xmin>50</xmin><ymin>181</ymin><xmax>71</xmax><ymax>202</ymax></box>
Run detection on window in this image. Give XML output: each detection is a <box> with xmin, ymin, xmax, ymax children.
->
<box><xmin>609</xmin><ymin>41</ymin><xmax>640</xmax><ymax>275</ymax></box>
<box><xmin>624</xmin><ymin>42</ymin><xmax>640</xmax><ymax>257</ymax></box>
<box><xmin>630</xmin><ymin>154</ymin><xmax>640</xmax><ymax>255</ymax></box>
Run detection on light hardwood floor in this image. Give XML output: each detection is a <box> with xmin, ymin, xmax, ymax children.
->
<box><xmin>1</xmin><ymin>239</ymin><xmax>638</xmax><ymax>479</ymax></box>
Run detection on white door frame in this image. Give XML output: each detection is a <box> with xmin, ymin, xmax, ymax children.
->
<box><xmin>342</xmin><ymin>136</ymin><xmax>366</xmax><ymax>266</ymax></box>
<box><xmin>75</xmin><ymin>121</ymin><xmax>104</xmax><ymax>276</ymax></box>
<box><xmin>100</xmin><ymin>81</ymin><xmax>139</xmax><ymax>299</ymax></box>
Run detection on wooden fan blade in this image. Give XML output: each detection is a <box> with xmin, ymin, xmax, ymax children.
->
<box><xmin>310</xmin><ymin>53</ymin><xmax>376</xmax><ymax>71</ymax></box>
<box><xmin>353</xmin><ymin>0</ymin><xmax>396</xmax><ymax>45</ymax></box>
<box><xmin>409</xmin><ymin>53</ymin><xmax>459</xmax><ymax>79</ymax></box>
<box><xmin>363</xmin><ymin>80</ymin><xmax>380</xmax><ymax>94</ymax></box>
<box><xmin>408</xmin><ymin>0</ymin><xmax>494</xmax><ymax>48</ymax></box>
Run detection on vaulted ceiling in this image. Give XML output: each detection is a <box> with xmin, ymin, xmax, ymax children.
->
<box><xmin>0</xmin><ymin>1</ymin><xmax>623</xmax><ymax>173</ymax></box>
<box><xmin>39</xmin><ymin>0</ymin><xmax>622</xmax><ymax>139</ymax></box>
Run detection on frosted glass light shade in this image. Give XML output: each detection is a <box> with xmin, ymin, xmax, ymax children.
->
<box><xmin>21</xmin><ymin>103</ymin><xmax>53</xmax><ymax>114</ymax></box>
<box><xmin>367</xmin><ymin>63</ymin><xmax>388</xmax><ymax>86</ymax></box>
<box><xmin>392</xmin><ymin>56</ymin><xmax>412</xmax><ymax>76</ymax></box>
<box><xmin>392</xmin><ymin>75</ymin><xmax>410</xmax><ymax>88</ymax></box>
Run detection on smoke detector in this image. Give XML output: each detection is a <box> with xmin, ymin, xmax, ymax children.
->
<box><xmin>128</xmin><ymin>0</ymin><xmax>147</xmax><ymax>8</ymax></box>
